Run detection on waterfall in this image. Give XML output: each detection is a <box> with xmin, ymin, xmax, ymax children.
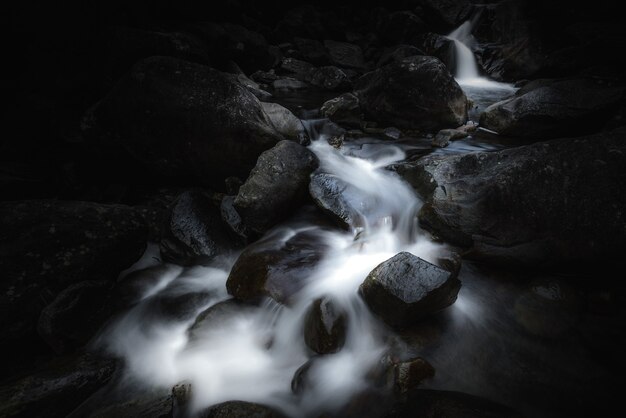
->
<box><xmin>447</xmin><ymin>20</ymin><xmax>480</xmax><ymax>81</ymax></box>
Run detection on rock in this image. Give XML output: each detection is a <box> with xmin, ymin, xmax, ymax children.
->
<box><xmin>279</xmin><ymin>58</ymin><xmax>315</xmax><ymax>78</ymax></box>
<box><xmin>391</xmin><ymin>356</ymin><xmax>435</xmax><ymax>394</ymax></box>
<box><xmin>189</xmin><ymin>22</ymin><xmax>277</xmax><ymax>73</ymax></box>
<box><xmin>432</xmin><ymin>128</ymin><xmax>468</xmax><ymax>147</ymax></box>
<box><xmin>377</xmin><ymin>11</ymin><xmax>426</xmax><ymax>45</ymax></box>
<box><xmin>250</xmin><ymin>70</ymin><xmax>280</xmax><ymax>85</ymax></box>
<box><xmin>320</xmin><ymin>93</ymin><xmax>363</xmax><ymax>128</ymax></box>
<box><xmin>309</xmin><ymin>173</ymin><xmax>375</xmax><ymax>230</ymax></box>
<box><xmin>307</xmin><ymin>66</ymin><xmax>351</xmax><ymax>91</ymax></box>
<box><xmin>198</xmin><ymin>401</ymin><xmax>287</xmax><ymax>418</ymax></box>
<box><xmin>225</xmin><ymin>177</ymin><xmax>243</xmax><ymax>196</ymax></box>
<box><xmin>37</xmin><ymin>281</ymin><xmax>115</xmax><ymax>354</ymax></box>
<box><xmin>359</xmin><ymin>252</ymin><xmax>461</xmax><ymax>328</ymax></box>
<box><xmin>234</xmin><ymin>141</ymin><xmax>319</xmax><ymax>236</ymax></box>
<box><xmin>303</xmin><ymin>297</ymin><xmax>347</xmax><ymax>354</ymax></box>
<box><xmin>226</xmin><ymin>227</ymin><xmax>329</xmax><ymax>304</ymax></box>
<box><xmin>383</xmin><ymin>127</ymin><xmax>402</xmax><ymax>140</ymax></box>
<box><xmin>290</xmin><ymin>359</ymin><xmax>314</xmax><ymax>395</ymax></box>
<box><xmin>436</xmin><ymin>248</ymin><xmax>463</xmax><ymax>279</ymax></box>
<box><xmin>220</xmin><ymin>196</ymin><xmax>247</xmax><ymax>239</ymax></box>
<box><xmin>74</xmin><ymin>389</ymin><xmax>172</xmax><ymax>418</ymax></box>
<box><xmin>404</xmin><ymin>130</ymin><xmax>626</xmax><ymax>265</ymax></box>
<box><xmin>0</xmin><ymin>200</ymin><xmax>155</xmax><ymax>360</ymax></box>
<box><xmin>273</xmin><ymin>78</ymin><xmax>309</xmax><ymax>90</ymax></box>
<box><xmin>0</xmin><ymin>352</ymin><xmax>116</xmax><ymax>418</ymax></box>
<box><xmin>324</xmin><ymin>40</ymin><xmax>366</xmax><ymax>70</ymax></box>
<box><xmin>377</xmin><ymin>45</ymin><xmax>425</xmax><ymax>67</ymax></box>
<box><xmin>187</xmin><ymin>299</ymin><xmax>251</xmax><ymax>342</ymax></box>
<box><xmin>356</xmin><ymin>56</ymin><xmax>468</xmax><ymax>131</ymax></box>
<box><xmin>389</xmin><ymin>389</ymin><xmax>522</xmax><ymax>418</ymax></box>
<box><xmin>236</xmin><ymin>73</ymin><xmax>272</xmax><ymax>101</ymax></box>
<box><xmin>514</xmin><ymin>279</ymin><xmax>583</xmax><ymax>338</ymax></box>
<box><xmin>293</xmin><ymin>37</ymin><xmax>330</xmax><ymax>65</ymax></box>
<box><xmin>327</xmin><ymin>134</ymin><xmax>345</xmax><ymax>148</ymax></box>
<box><xmin>260</xmin><ymin>103</ymin><xmax>309</xmax><ymax>144</ymax></box>
<box><xmin>172</xmin><ymin>381</ymin><xmax>192</xmax><ymax>417</ymax></box>
<box><xmin>415</xmin><ymin>33</ymin><xmax>456</xmax><ymax>70</ymax></box>
<box><xmin>479</xmin><ymin>78</ymin><xmax>624</xmax><ymax>138</ymax></box>
<box><xmin>160</xmin><ymin>190</ymin><xmax>241</xmax><ymax>266</ymax></box>
<box><xmin>84</xmin><ymin>56</ymin><xmax>284</xmax><ymax>186</ymax></box>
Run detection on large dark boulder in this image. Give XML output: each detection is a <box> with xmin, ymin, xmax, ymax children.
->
<box><xmin>303</xmin><ymin>297</ymin><xmax>347</xmax><ymax>354</ymax></box>
<box><xmin>359</xmin><ymin>252</ymin><xmax>461</xmax><ymax>328</ymax></box>
<box><xmin>160</xmin><ymin>190</ymin><xmax>241</xmax><ymax>266</ymax></box>
<box><xmin>480</xmin><ymin>78</ymin><xmax>624</xmax><ymax>138</ymax></box>
<box><xmin>198</xmin><ymin>401</ymin><xmax>287</xmax><ymax>418</ymax></box>
<box><xmin>84</xmin><ymin>56</ymin><xmax>285</xmax><ymax>186</ymax></box>
<box><xmin>400</xmin><ymin>129</ymin><xmax>626</xmax><ymax>265</ymax></box>
<box><xmin>415</xmin><ymin>33</ymin><xmax>456</xmax><ymax>70</ymax></box>
<box><xmin>260</xmin><ymin>103</ymin><xmax>309</xmax><ymax>144</ymax></box>
<box><xmin>0</xmin><ymin>200</ymin><xmax>157</xmax><ymax>359</ymax></box>
<box><xmin>320</xmin><ymin>93</ymin><xmax>363</xmax><ymax>128</ymax></box>
<box><xmin>234</xmin><ymin>141</ymin><xmax>319</xmax><ymax>237</ymax></box>
<box><xmin>356</xmin><ymin>56</ymin><xmax>467</xmax><ymax>131</ymax></box>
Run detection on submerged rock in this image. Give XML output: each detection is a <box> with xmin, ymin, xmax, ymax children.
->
<box><xmin>359</xmin><ymin>252</ymin><xmax>461</xmax><ymax>328</ymax></box>
<box><xmin>84</xmin><ymin>56</ymin><xmax>284</xmax><ymax>186</ymax></box>
<box><xmin>480</xmin><ymin>78</ymin><xmax>624</xmax><ymax>138</ymax></box>
<box><xmin>391</xmin><ymin>356</ymin><xmax>436</xmax><ymax>394</ymax></box>
<box><xmin>187</xmin><ymin>299</ymin><xmax>252</xmax><ymax>342</ymax></box>
<box><xmin>356</xmin><ymin>56</ymin><xmax>467</xmax><ymax>131</ymax></box>
<box><xmin>234</xmin><ymin>141</ymin><xmax>319</xmax><ymax>237</ymax></box>
<box><xmin>303</xmin><ymin>297</ymin><xmax>347</xmax><ymax>354</ymax></box>
<box><xmin>160</xmin><ymin>190</ymin><xmax>241</xmax><ymax>266</ymax></box>
<box><xmin>403</xmin><ymin>129</ymin><xmax>626</xmax><ymax>265</ymax></box>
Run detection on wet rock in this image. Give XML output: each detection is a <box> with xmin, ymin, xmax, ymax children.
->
<box><xmin>359</xmin><ymin>252</ymin><xmax>461</xmax><ymax>328</ymax></box>
<box><xmin>0</xmin><ymin>352</ymin><xmax>116</xmax><ymax>418</ymax></box>
<box><xmin>290</xmin><ymin>358</ymin><xmax>315</xmax><ymax>395</ymax></box>
<box><xmin>383</xmin><ymin>127</ymin><xmax>402</xmax><ymax>140</ymax></box>
<box><xmin>260</xmin><ymin>102</ymin><xmax>309</xmax><ymax>144</ymax></box>
<box><xmin>377</xmin><ymin>45</ymin><xmax>425</xmax><ymax>67</ymax></box>
<box><xmin>293</xmin><ymin>37</ymin><xmax>330</xmax><ymax>65</ymax></box>
<box><xmin>320</xmin><ymin>93</ymin><xmax>363</xmax><ymax>128</ymax></box>
<box><xmin>0</xmin><ymin>200</ymin><xmax>154</xmax><ymax>358</ymax></box>
<box><xmin>38</xmin><ymin>280</ymin><xmax>115</xmax><ymax>354</ymax></box>
<box><xmin>415</xmin><ymin>33</ymin><xmax>456</xmax><ymax>70</ymax></box>
<box><xmin>250</xmin><ymin>70</ymin><xmax>280</xmax><ymax>85</ymax></box>
<box><xmin>226</xmin><ymin>228</ymin><xmax>329</xmax><ymax>304</ymax></box>
<box><xmin>404</xmin><ymin>130</ymin><xmax>626</xmax><ymax>265</ymax></box>
<box><xmin>309</xmin><ymin>173</ymin><xmax>374</xmax><ymax>230</ymax></box>
<box><xmin>279</xmin><ymin>57</ymin><xmax>314</xmax><ymax>79</ymax></box>
<box><xmin>436</xmin><ymin>248</ymin><xmax>463</xmax><ymax>279</ymax></box>
<box><xmin>356</xmin><ymin>56</ymin><xmax>467</xmax><ymax>131</ymax></box>
<box><xmin>327</xmin><ymin>134</ymin><xmax>345</xmax><ymax>148</ymax></box>
<box><xmin>389</xmin><ymin>389</ymin><xmax>522</xmax><ymax>418</ymax></box>
<box><xmin>324</xmin><ymin>40</ymin><xmax>366</xmax><ymax>70</ymax></box>
<box><xmin>234</xmin><ymin>141</ymin><xmax>319</xmax><ymax>237</ymax></box>
<box><xmin>84</xmin><ymin>56</ymin><xmax>284</xmax><ymax>186</ymax></box>
<box><xmin>187</xmin><ymin>299</ymin><xmax>251</xmax><ymax>342</ymax></box>
<box><xmin>220</xmin><ymin>196</ymin><xmax>247</xmax><ymax>239</ymax></box>
<box><xmin>304</xmin><ymin>297</ymin><xmax>347</xmax><ymax>354</ymax></box>
<box><xmin>172</xmin><ymin>381</ymin><xmax>192</xmax><ymax>417</ymax></box>
<box><xmin>198</xmin><ymin>401</ymin><xmax>287</xmax><ymax>418</ymax></box>
<box><xmin>273</xmin><ymin>78</ymin><xmax>309</xmax><ymax>90</ymax></box>
<box><xmin>432</xmin><ymin>128</ymin><xmax>469</xmax><ymax>147</ymax></box>
<box><xmin>391</xmin><ymin>356</ymin><xmax>435</xmax><ymax>394</ymax></box>
<box><xmin>514</xmin><ymin>279</ymin><xmax>583</xmax><ymax>338</ymax></box>
<box><xmin>76</xmin><ymin>389</ymin><xmax>172</xmax><ymax>418</ymax></box>
<box><xmin>480</xmin><ymin>78</ymin><xmax>624</xmax><ymax>138</ymax></box>
<box><xmin>307</xmin><ymin>66</ymin><xmax>351</xmax><ymax>91</ymax></box>
<box><xmin>160</xmin><ymin>190</ymin><xmax>241</xmax><ymax>266</ymax></box>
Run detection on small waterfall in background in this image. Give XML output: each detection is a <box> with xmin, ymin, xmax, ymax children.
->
<box><xmin>447</xmin><ymin>20</ymin><xmax>480</xmax><ymax>81</ymax></box>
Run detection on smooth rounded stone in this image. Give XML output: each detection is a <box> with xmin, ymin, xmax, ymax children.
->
<box><xmin>187</xmin><ymin>299</ymin><xmax>252</xmax><ymax>342</ymax></box>
<box><xmin>234</xmin><ymin>141</ymin><xmax>319</xmax><ymax>237</ymax></box>
<box><xmin>432</xmin><ymin>128</ymin><xmax>469</xmax><ymax>147</ymax></box>
<box><xmin>273</xmin><ymin>78</ymin><xmax>309</xmax><ymax>90</ymax></box>
<box><xmin>479</xmin><ymin>78</ymin><xmax>624</xmax><ymax>138</ymax></box>
<box><xmin>226</xmin><ymin>229</ymin><xmax>329</xmax><ymax>304</ymax></box>
<box><xmin>377</xmin><ymin>45</ymin><xmax>425</xmax><ymax>67</ymax></box>
<box><xmin>260</xmin><ymin>103</ymin><xmax>309</xmax><ymax>144</ymax></box>
<box><xmin>83</xmin><ymin>56</ymin><xmax>284</xmax><ymax>186</ymax></box>
<box><xmin>356</xmin><ymin>56</ymin><xmax>468</xmax><ymax>131</ymax></box>
<box><xmin>160</xmin><ymin>190</ymin><xmax>242</xmax><ymax>266</ymax></box>
<box><xmin>307</xmin><ymin>66</ymin><xmax>351</xmax><ymax>91</ymax></box>
<box><xmin>197</xmin><ymin>401</ymin><xmax>287</xmax><ymax>418</ymax></box>
<box><xmin>309</xmin><ymin>173</ymin><xmax>372</xmax><ymax>230</ymax></box>
<box><xmin>151</xmin><ymin>287</ymin><xmax>216</xmax><ymax>323</ymax></box>
<box><xmin>0</xmin><ymin>200</ymin><xmax>155</xmax><ymax>358</ymax></box>
<box><xmin>0</xmin><ymin>352</ymin><xmax>116</xmax><ymax>418</ymax></box>
<box><xmin>290</xmin><ymin>358</ymin><xmax>315</xmax><ymax>395</ymax></box>
<box><xmin>359</xmin><ymin>252</ymin><xmax>461</xmax><ymax>328</ymax></box>
<box><xmin>37</xmin><ymin>280</ymin><xmax>115</xmax><ymax>354</ymax></box>
<box><xmin>514</xmin><ymin>279</ymin><xmax>583</xmax><ymax>338</ymax></box>
<box><xmin>399</xmin><ymin>129</ymin><xmax>626</xmax><ymax>265</ymax></box>
<box><xmin>389</xmin><ymin>389</ymin><xmax>522</xmax><ymax>418</ymax></box>
<box><xmin>293</xmin><ymin>37</ymin><xmax>330</xmax><ymax>65</ymax></box>
<box><xmin>324</xmin><ymin>40</ymin><xmax>366</xmax><ymax>70</ymax></box>
<box><xmin>303</xmin><ymin>297</ymin><xmax>347</xmax><ymax>354</ymax></box>
<box><xmin>320</xmin><ymin>93</ymin><xmax>363</xmax><ymax>128</ymax></box>
<box><xmin>391</xmin><ymin>356</ymin><xmax>436</xmax><ymax>394</ymax></box>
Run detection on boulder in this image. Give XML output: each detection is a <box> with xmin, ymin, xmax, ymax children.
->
<box><xmin>415</xmin><ymin>33</ymin><xmax>456</xmax><ymax>70</ymax></box>
<box><xmin>293</xmin><ymin>37</ymin><xmax>330</xmax><ymax>65</ymax></box>
<box><xmin>324</xmin><ymin>40</ymin><xmax>366</xmax><ymax>70</ymax></box>
<box><xmin>0</xmin><ymin>200</ymin><xmax>155</xmax><ymax>358</ymax></box>
<box><xmin>160</xmin><ymin>190</ymin><xmax>241</xmax><ymax>266</ymax></box>
<box><xmin>260</xmin><ymin>103</ymin><xmax>309</xmax><ymax>144</ymax></box>
<box><xmin>377</xmin><ymin>45</ymin><xmax>425</xmax><ymax>67</ymax></box>
<box><xmin>198</xmin><ymin>401</ymin><xmax>287</xmax><ymax>418</ymax></box>
<box><xmin>84</xmin><ymin>56</ymin><xmax>284</xmax><ymax>186</ymax></box>
<box><xmin>432</xmin><ymin>128</ymin><xmax>469</xmax><ymax>147</ymax></box>
<box><xmin>356</xmin><ymin>56</ymin><xmax>467</xmax><ymax>131</ymax></box>
<box><xmin>279</xmin><ymin>58</ymin><xmax>314</xmax><ymax>79</ymax></box>
<box><xmin>307</xmin><ymin>66</ymin><xmax>351</xmax><ymax>91</ymax></box>
<box><xmin>480</xmin><ymin>78</ymin><xmax>624</xmax><ymax>138</ymax></box>
<box><xmin>320</xmin><ymin>93</ymin><xmax>363</xmax><ymax>128</ymax></box>
<box><xmin>303</xmin><ymin>297</ymin><xmax>347</xmax><ymax>354</ymax></box>
<box><xmin>187</xmin><ymin>299</ymin><xmax>251</xmax><ymax>342</ymax></box>
<box><xmin>402</xmin><ymin>130</ymin><xmax>626</xmax><ymax>265</ymax></box>
<box><xmin>359</xmin><ymin>252</ymin><xmax>461</xmax><ymax>328</ymax></box>
<box><xmin>391</xmin><ymin>356</ymin><xmax>436</xmax><ymax>394</ymax></box>
<box><xmin>234</xmin><ymin>141</ymin><xmax>319</xmax><ymax>237</ymax></box>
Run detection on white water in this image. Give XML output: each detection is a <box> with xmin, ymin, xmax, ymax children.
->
<box><xmin>94</xmin><ymin>121</ymin><xmax>444</xmax><ymax>417</ymax></box>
